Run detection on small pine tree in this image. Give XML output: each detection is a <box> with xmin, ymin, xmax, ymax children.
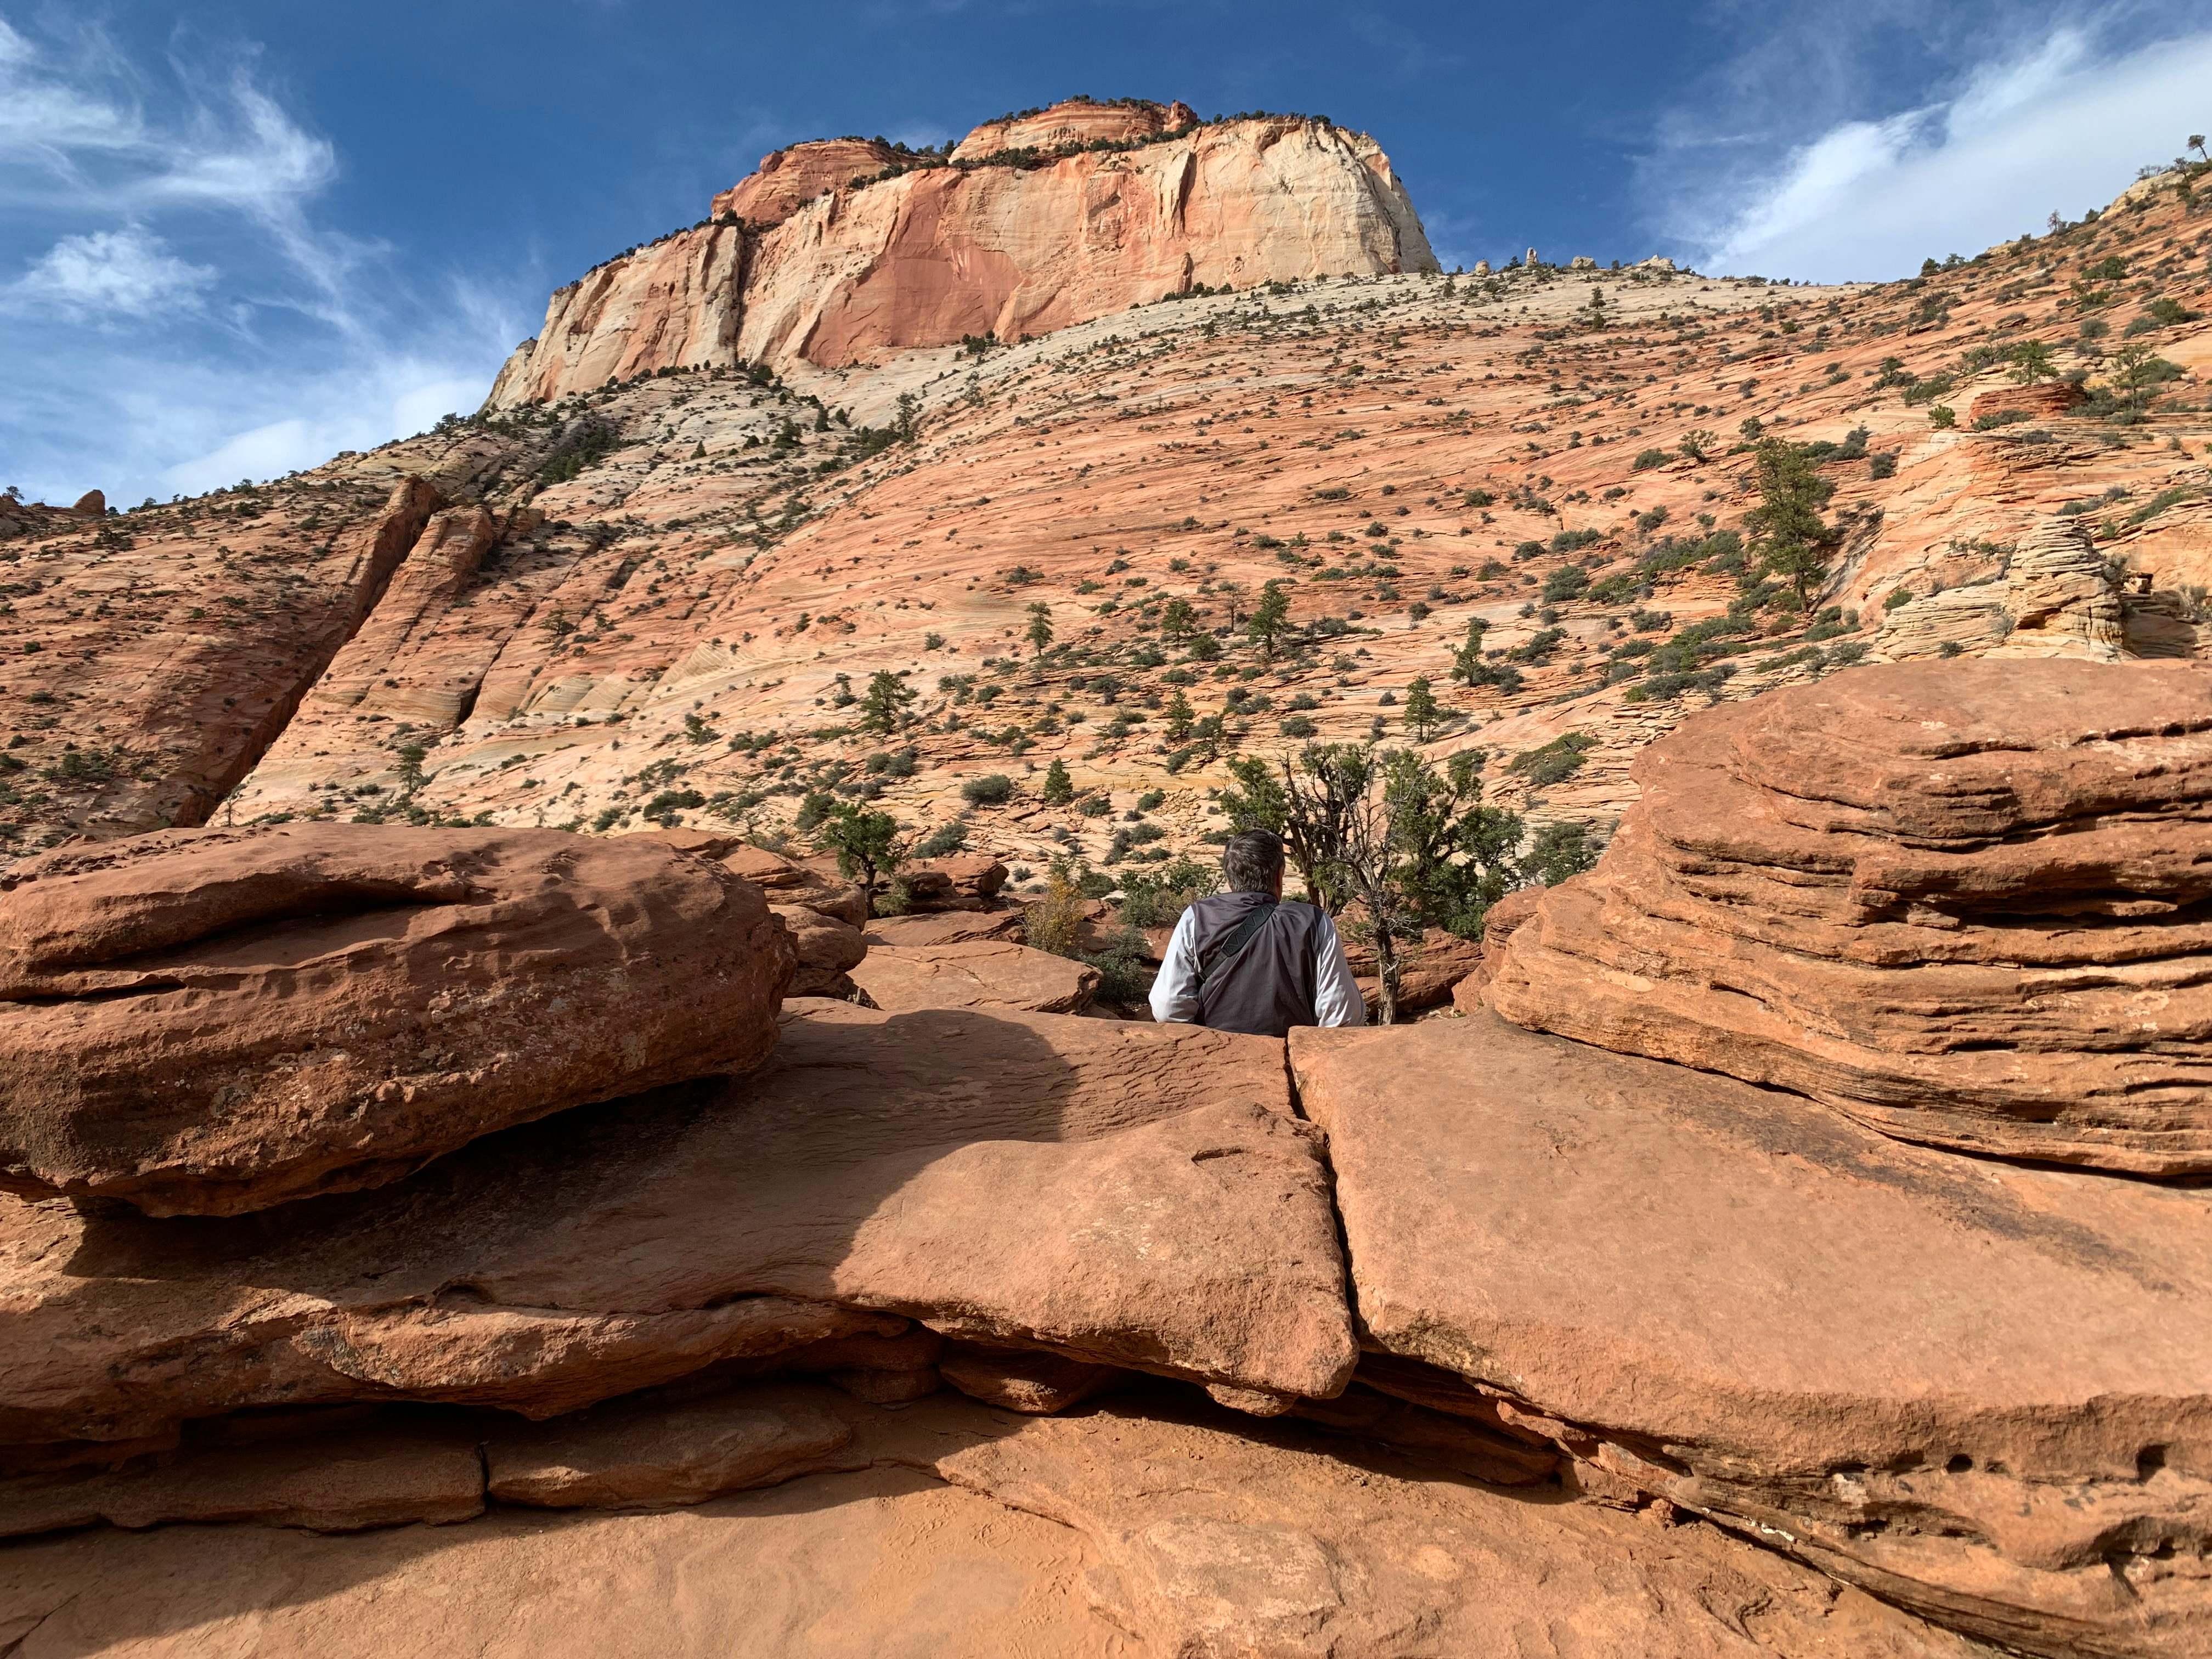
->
<box><xmin>1164</xmin><ymin>689</ymin><xmax>1195</xmax><ymax>742</ymax></box>
<box><xmin>1246</xmin><ymin>580</ymin><xmax>1292</xmax><ymax>660</ymax></box>
<box><xmin>1448</xmin><ymin>617</ymin><xmax>1489</xmax><ymax>685</ymax></box>
<box><xmin>858</xmin><ymin>670</ymin><xmax>917</xmax><ymax>735</ymax></box>
<box><xmin>2008</xmin><ymin>340</ymin><xmax>2058</xmax><ymax>386</ymax></box>
<box><xmin>1041</xmin><ymin>758</ymin><xmax>1075</xmax><ymax>804</ymax></box>
<box><xmin>1025</xmin><ymin>601</ymin><xmax>1054</xmax><ymax>657</ymax></box>
<box><xmin>1402</xmin><ymin>676</ymin><xmax>1440</xmax><ymax>741</ymax></box>
<box><xmin>1160</xmin><ymin>597</ymin><xmax>1197</xmax><ymax>642</ymax></box>
<box><xmin>1745</xmin><ymin>439</ymin><xmax>1835</xmax><ymax>610</ymax></box>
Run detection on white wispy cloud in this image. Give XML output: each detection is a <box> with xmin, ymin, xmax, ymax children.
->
<box><xmin>6</xmin><ymin>223</ymin><xmax>213</xmax><ymax>319</ymax></box>
<box><xmin>1644</xmin><ymin>7</ymin><xmax>2212</xmax><ymax>281</ymax></box>
<box><xmin>0</xmin><ymin>13</ymin><xmax>524</xmax><ymax>505</ymax></box>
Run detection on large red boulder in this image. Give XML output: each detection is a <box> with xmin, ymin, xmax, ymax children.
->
<box><xmin>1488</xmin><ymin>659</ymin><xmax>2212</xmax><ymax>1173</ymax></box>
<box><xmin>0</xmin><ymin>825</ymin><xmax>793</xmax><ymax>1215</ymax></box>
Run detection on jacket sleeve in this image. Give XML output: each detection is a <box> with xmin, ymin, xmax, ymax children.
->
<box><xmin>1311</xmin><ymin>913</ymin><xmax>1370</xmax><ymax>1028</ymax></box>
<box><xmin>1148</xmin><ymin>907</ymin><xmax>1204</xmax><ymax>1024</ymax></box>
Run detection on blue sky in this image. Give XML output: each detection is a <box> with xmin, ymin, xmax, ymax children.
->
<box><xmin>4</xmin><ymin>1</ymin><xmax>2208</xmax><ymax>506</ymax></box>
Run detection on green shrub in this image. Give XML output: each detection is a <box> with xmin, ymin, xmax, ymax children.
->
<box><xmin>961</xmin><ymin>773</ymin><xmax>1014</xmax><ymax>805</ymax></box>
<box><xmin>1508</xmin><ymin>732</ymin><xmax>1597</xmax><ymax>787</ymax></box>
<box><xmin>912</xmin><ymin>822</ymin><xmax>969</xmax><ymax>858</ymax></box>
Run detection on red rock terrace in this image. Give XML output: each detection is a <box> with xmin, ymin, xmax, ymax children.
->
<box><xmin>0</xmin><ymin>657</ymin><xmax>2207</xmax><ymax>1658</ymax></box>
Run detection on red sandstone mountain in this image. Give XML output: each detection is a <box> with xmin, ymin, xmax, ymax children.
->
<box><xmin>487</xmin><ymin>97</ymin><xmax>1437</xmax><ymax>399</ymax></box>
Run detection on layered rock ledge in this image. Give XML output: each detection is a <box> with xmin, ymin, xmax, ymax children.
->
<box><xmin>0</xmin><ymin>825</ymin><xmax>792</xmax><ymax>1215</ymax></box>
<box><xmin>1487</xmin><ymin>658</ymin><xmax>2212</xmax><ymax>1172</ymax></box>
<box><xmin>0</xmin><ymin>1001</ymin><xmax>1351</xmax><ymax>1460</ymax></box>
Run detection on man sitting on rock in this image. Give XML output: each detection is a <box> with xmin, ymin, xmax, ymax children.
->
<box><xmin>1148</xmin><ymin>830</ymin><xmax>1366</xmax><ymax>1035</ymax></box>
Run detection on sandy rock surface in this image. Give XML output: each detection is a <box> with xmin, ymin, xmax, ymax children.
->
<box><xmin>1293</xmin><ymin>1012</ymin><xmax>2212</xmax><ymax>1658</ymax></box>
<box><xmin>850</xmin><ymin>939</ymin><xmax>1101</xmax><ymax>1013</ymax></box>
<box><xmin>0</xmin><ymin>1387</ymin><xmax>1991</xmax><ymax>1659</ymax></box>
<box><xmin>0</xmin><ymin>823</ymin><xmax>792</xmax><ymax>1214</ymax></box>
<box><xmin>1488</xmin><ymin>658</ymin><xmax>2212</xmax><ymax>1172</ymax></box>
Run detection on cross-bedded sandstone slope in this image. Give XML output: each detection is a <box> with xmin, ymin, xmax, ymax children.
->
<box><xmin>3</xmin><ymin>165</ymin><xmax>2208</xmax><ymax>879</ymax></box>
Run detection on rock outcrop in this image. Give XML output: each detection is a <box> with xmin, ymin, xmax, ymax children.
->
<box><xmin>1294</xmin><ymin>1012</ymin><xmax>2212</xmax><ymax>1659</ymax></box>
<box><xmin>711</xmin><ymin>138</ymin><xmax>900</xmax><ymax>226</ymax></box>
<box><xmin>1487</xmin><ymin>659</ymin><xmax>2212</xmax><ymax>1173</ymax></box>
<box><xmin>0</xmin><ymin>1001</ymin><xmax>1350</xmax><ymax>1459</ymax></box>
<box><xmin>486</xmin><ymin>101</ymin><xmax>1437</xmax><ymax>399</ymax></box>
<box><xmin>0</xmin><ymin>825</ymin><xmax>792</xmax><ymax>1215</ymax></box>
<box><xmin>773</xmin><ymin>902</ymin><xmax>866</xmax><ymax>997</ymax></box>
<box><xmin>949</xmin><ymin>97</ymin><xmax>1198</xmax><ymax>162</ymax></box>
<box><xmin>1879</xmin><ymin>517</ymin><xmax>2125</xmax><ymax>662</ymax></box>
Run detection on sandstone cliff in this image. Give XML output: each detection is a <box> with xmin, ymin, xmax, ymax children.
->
<box><xmin>487</xmin><ymin>99</ymin><xmax>1438</xmax><ymax>401</ymax></box>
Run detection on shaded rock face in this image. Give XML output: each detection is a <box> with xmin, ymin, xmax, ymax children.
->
<box><xmin>0</xmin><ymin>1002</ymin><xmax>1350</xmax><ymax>1458</ymax></box>
<box><xmin>487</xmin><ymin>106</ymin><xmax>1436</xmax><ymax>399</ymax></box>
<box><xmin>1293</xmin><ymin>1013</ymin><xmax>2212</xmax><ymax>1659</ymax></box>
<box><xmin>0</xmin><ymin>824</ymin><xmax>793</xmax><ymax>1215</ymax></box>
<box><xmin>1968</xmin><ymin>382</ymin><xmax>2088</xmax><ymax>424</ymax></box>
<box><xmin>770</xmin><ymin>904</ymin><xmax>866</xmax><ymax>997</ymax></box>
<box><xmin>1488</xmin><ymin>658</ymin><xmax>2212</xmax><ymax>1173</ymax></box>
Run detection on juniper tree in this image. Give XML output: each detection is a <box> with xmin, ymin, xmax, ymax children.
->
<box><xmin>815</xmin><ymin>802</ymin><xmax>907</xmax><ymax>916</ymax></box>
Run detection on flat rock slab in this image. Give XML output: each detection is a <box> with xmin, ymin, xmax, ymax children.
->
<box><xmin>868</xmin><ymin>1393</ymin><xmax>1988</xmax><ymax>1659</ymax></box>
<box><xmin>1</xmin><ymin>1003</ymin><xmax>1348</xmax><ymax>1458</ymax></box>
<box><xmin>0</xmin><ymin>1390</ymin><xmax>1987</xmax><ymax>1659</ymax></box>
<box><xmin>0</xmin><ymin>1424</ymin><xmax>483</xmax><ymax>1537</ymax></box>
<box><xmin>850</xmin><ymin>940</ymin><xmax>1099</xmax><ymax>1014</ymax></box>
<box><xmin>864</xmin><ymin>906</ymin><xmax>1026</xmax><ymax>948</ymax></box>
<box><xmin>486</xmin><ymin>1384</ymin><xmax>860</xmax><ymax>1508</ymax></box>
<box><xmin>0</xmin><ymin>824</ymin><xmax>793</xmax><ymax>1214</ymax></box>
<box><xmin>0</xmin><ymin>1464</ymin><xmax>1124</xmax><ymax>1659</ymax></box>
<box><xmin>1293</xmin><ymin>1012</ymin><xmax>2212</xmax><ymax>1659</ymax></box>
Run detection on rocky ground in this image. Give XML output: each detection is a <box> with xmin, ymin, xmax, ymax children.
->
<box><xmin>2</xmin><ymin>657</ymin><xmax>2208</xmax><ymax>1658</ymax></box>
<box><xmin>1</xmin><ymin>110</ymin><xmax>2209</xmax><ymax>1658</ymax></box>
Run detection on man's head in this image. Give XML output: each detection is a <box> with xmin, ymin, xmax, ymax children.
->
<box><xmin>1223</xmin><ymin>830</ymin><xmax>1286</xmax><ymax>897</ymax></box>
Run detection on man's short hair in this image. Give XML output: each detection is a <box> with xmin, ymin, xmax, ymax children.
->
<box><xmin>1223</xmin><ymin>830</ymin><xmax>1285</xmax><ymax>894</ymax></box>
